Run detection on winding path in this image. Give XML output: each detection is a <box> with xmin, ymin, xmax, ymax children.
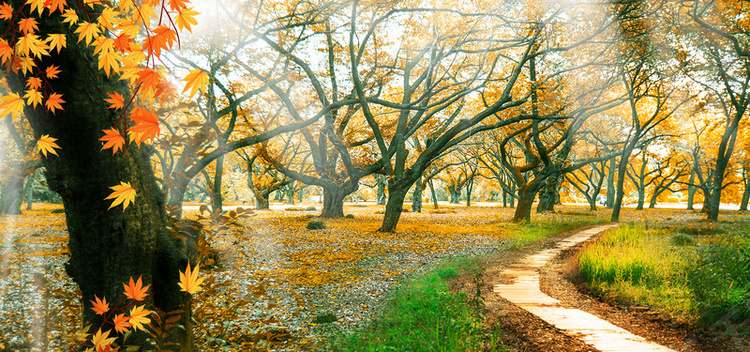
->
<box><xmin>493</xmin><ymin>224</ymin><xmax>676</xmax><ymax>352</ymax></box>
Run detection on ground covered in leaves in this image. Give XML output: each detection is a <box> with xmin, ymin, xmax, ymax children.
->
<box><xmin>1</xmin><ymin>202</ymin><xmax>744</xmax><ymax>351</ymax></box>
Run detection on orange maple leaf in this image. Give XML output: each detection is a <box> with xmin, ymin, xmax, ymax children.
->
<box><xmin>90</xmin><ymin>295</ymin><xmax>109</xmax><ymax>315</ymax></box>
<box><xmin>26</xmin><ymin>77</ymin><xmax>42</xmax><ymax>90</ymax></box>
<box><xmin>99</xmin><ymin>128</ymin><xmax>125</xmax><ymax>155</ymax></box>
<box><xmin>0</xmin><ymin>3</ymin><xmax>13</xmax><ymax>20</ymax></box>
<box><xmin>18</xmin><ymin>18</ymin><xmax>39</xmax><ymax>35</ymax></box>
<box><xmin>178</xmin><ymin>262</ymin><xmax>205</xmax><ymax>295</ymax></box>
<box><xmin>127</xmin><ymin>107</ymin><xmax>159</xmax><ymax>144</ymax></box>
<box><xmin>46</xmin><ymin>65</ymin><xmax>61</xmax><ymax>79</ymax></box>
<box><xmin>0</xmin><ymin>39</ymin><xmax>12</xmax><ymax>65</ymax></box>
<box><xmin>181</xmin><ymin>69</ymin><xmax>208</xmax><ymax>99</ymax></box>
<box><xmin>143</xmin><ymin>25</ymin><xmax>176</xmax><ymax>58</ymax></box>
<box><xmin>44</xmin><ymin>0</ymin><xmax>67</xmax><ymax>14</ymax></box>
<box><xmin>36</xmin><ymin>134</ymin><xmax>61</xmax><ymax>157</ymax></box>
<box><xmin>105</xmin><ymin>181</ymin><xmax>136</xmax><ymax>210</ymax></box>
<box><xmin>168</xmin><ymin>0</ymin><xmax>188</xmax><ymax>11</ymax></box>
<box><xmin>135</xmin><ymin>68</ymin><xmax>161</xmax><ymax>96</ymax></box>
<box><xmin>122</xmin><ymin>275</ymin><xmax>150</xmax><ymax>301</ymax></box>
<box><xmin>105</xmin><ymin>92</ymin><xmax>124</xmax><ymax>109</ymax></box>
<box><xmin>45</xmin><ymin>93</ymin><xmax>65</xmax><ymax>113</ymax></box>
<box><xmin>113</xmin><ymin>33</ymin><xmax>133</xmax><ymax>53</ymax></box>
<box><xmin>128</xmin><ymin>305</ymin><xmax>151</xmax><ymax>332</ymax></box>
<box><xmin>112</xmin><ymin>313</ymin><xmax>131</xmax><ymax>334</ymax></box>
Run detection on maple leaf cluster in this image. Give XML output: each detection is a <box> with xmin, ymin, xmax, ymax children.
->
<box><xmin>0</xmin><ymin>0</ymin><xmax>207</xmax><ymax>211</ymax></box>
<box><xmin>82</xmin><ymin>264</ymin><xmax>203</xmax><ymax>351</ymax></box>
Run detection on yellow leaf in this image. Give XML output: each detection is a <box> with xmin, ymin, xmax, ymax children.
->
<box><xmin>75</xmin><ymin>22</ymin><xmax>100</xmax><ymax>45</ymax></box>
<box><xmin>90</xmin><ymin>329</ymin><xmax>116</xmax><ymax>351</ymax></box>
<box><xmin>0</xmin><ymin>93</ymin><xmax>25</xmax><ymax>119</ymax></box>
<box><xmin>61</xmin><ymin>9</ymin><xmax>78</xmax><ymax>25</ymax></box>
<box><xmin>128</xmin><ymin>305</ymin><xmax>151</xmax><ymax>332</ymax></box>
<box><xmin>46</xmin><ymin>34</ymin><xmax>66</xmax><ymax>53</ymax></box>
<box><xmin>24</xmin><ymin>89</ymin><xmax>43</xmax><ymax>108</ymax></box>
<box><xmin>176</xmin><ymin>7</ymin><xmax>199</xmax><ymax>32</ymax></box>
<box><xmin>36</xmin><ymin>134</ymin><xmax>61</xmax><ymax>157</ymax></box>
<box><xmin>178</xmin><ymin>262</ymin><xmax>205</xmax><ymax>295</ymax></box>
<box><xmin>105</xmin><ymin>181</ymin><xmax>136</xmax><ymax>210</ymax></box>
<box><xmin>181</xmin><ymin>69</ymin><xmax>208</xmax><ymax>99</ymax></box>
<box><xmin>97</xmin><ymin>7</ymin><xmax>119</xmax><ymax>31</ymax></box>
<box><xmin>98</xmin><ymin>51</ymin><xmax>121</xmax><ymax>77</ymax></box>
<box><xmin>25</xmin><ymin>0</ymin><xmax>45</xmax><ymax>15</ymax></box>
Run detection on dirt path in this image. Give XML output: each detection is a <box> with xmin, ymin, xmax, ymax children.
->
<box><xmin>493</xmin><ymin>225</ymin><xmax>673</xmax><ymax>351</ymax></box>
<box><xmin>452</xmin><ymin>224</ymin><xmax>748</xmax><ymax>352</ymax></box>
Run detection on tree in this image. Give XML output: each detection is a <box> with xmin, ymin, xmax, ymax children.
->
<box><xmin>682</xmin><ymin>0</ymin><xmax>750</xmax><ymax>221</ymax></box>
<box><xmin>0</xmin><ymin>0</ymin><xmax>203</xmax><ymax>348</ymax></box>
<box><xmin>0</xmin><ymin>114</ymin><xmax>41</xmax><ymax>214</ymax></box>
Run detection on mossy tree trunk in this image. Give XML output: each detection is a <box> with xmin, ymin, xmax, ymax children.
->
<box><xmin>3</xmin><ymin>5</ymin><xmax>193</xmax><ymax>348</ymax></box>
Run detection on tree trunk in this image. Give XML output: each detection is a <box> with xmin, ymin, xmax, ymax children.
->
<box><xmin>536</xmin><ymin>177</ymin><xmax>558</xmax><ymax>213</ymax></box>
<box><xmin>321</xmin><ymin>187</ymin><xmax>346</xmax><ymax>218</ymax></box>
<box><xmin>448</xmin><ymin>184</ymin><xmax>461</xmax><ymax>204</ymax></box>
<box><xmin>428</xmin><ymin>179</ymin><xmax>439</xmax><ymax>209</ymax></box>
<box><xmin>376</xmin><ymin>175</ymin><xmax>386</xmax><ymax>205</ymax></box>
<box><xmin>378</xmin><ymin>183</ymin><xmax>410</xmax><ymax>232</ymax></box>
<box><xmin>211</xmin><ymin>155</ymin><xmax>224</xmax><ymax>215</ymax></box>
<box><xmin>606</xmin><ymin>157</ymin><xmax>615</xmax><ymax>209</ymax></box>
<box><xmin>687</xmin><ymin>170</ymin><xmax>696</xmax><ymax>210</ymax></box>
<box><xmin>285</xmin><ymin>183</ymin><xmax>295</xmax><ymax>204</ymax></box>
<box><xmin>4</xmin><ymin>7</ymin><xmax>194</xmax><ymax>347</ymax></box>
<box><xmin>740</xmin><ymin>179</ymin><xmax>749</xmax><ymax>212</ymax></box>
<box><xmin>254</xmin><ymin>192</ymin><xmax>270</xmax><ymax>210</ymax></box>
<box><xmin>412</xmin><ymin>180</ymin><xmax>422</xmax><ymax>213</ymax></box>
<box><xmin>465</xmin><ymin>178</ymin><xmax>473</xmax><ymax>207</ymax></box>
<box><xmin>513</xmin><ymin>187</ymin><xmax>536</xmax><ymax>223</ymax></box>
<box><xmin>23</xmin><ymin>171</ymin><xmax>34</xmax><ymax>210</ymax></box>
<box><xmin>635</xmin><ymin>185</ymin><xmax>645</xmax><ymax>210</ymax></box>
<box><xmin>0</xmin><ymin>172</ymin><xmax>24</xmax><ymax>215</ymax></box>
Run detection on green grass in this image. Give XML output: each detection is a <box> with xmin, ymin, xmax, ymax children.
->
<box><xmin>328</xmin><ymin>256</ymin><xmax>503</xmax><ymax>351</ymax></box>
<box><xmin>578</xmin><ymin>222</ymin><xmax>750</xmax><ymax>335</ymax></box>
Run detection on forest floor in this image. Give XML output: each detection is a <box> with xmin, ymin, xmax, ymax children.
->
<box><xmin>0</xmin><ymin>202</ymin><xmax>747</xmax><ymax>351</ymax></box>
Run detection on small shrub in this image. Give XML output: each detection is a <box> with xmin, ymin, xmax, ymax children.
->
<box><xmin>669</xmin><ymin>233</ymin><xmax>695</xmax><ymax>246</ymax></box>
<box><xmin>345</xmin><ymin>214</ymin><xmax>354</xmax><ymax>219</ymax></box>
<box><xmin>305</xmin><ymin>206</ymin><xmax>317</xmax><ymax>211</ymax></box>
<box><xmin>284</xmin><ymin>208</ymin><xmax>302</xmax><ymax>212</ymax></box>
<box><xmin>51</xmin><ymin>208</ymin><xmax>65</xmax><ymax>214</ymax></box>
<box><xmin>312</xmin><ymin>312</ymin><xmax>338</xmax><ymax>324</ymax></box>
<box><xmin>306</xmin><ymin>220</ymin><xmax>326</xmax><ymax>230</ymax></box>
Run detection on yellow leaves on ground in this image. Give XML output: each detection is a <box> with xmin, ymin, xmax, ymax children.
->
<box><xmin>90</xmin><ymin>295</ymin><xmax>109</xmax><ymax>315</ymax></box>
<box><xmin>105</xmin><ymin>181</ymin><xmax>136</xmax><ymax>210</ymax></box>
<box><xmin>182</xmin><ymin>69</ymin><xmax>208</xmax><ymax>99</ymax></box>
<box><xmin>99</xmin><ymin>128</ymin><xmax>125</xmax><ymax>155</ymax></box>
<box><xmin>36</xmin><ymin>134</ymin><xmax>61</xmax><ymax>157</ymax></box>
<box><xmin>179</xmin><ymin>263</ymin><xmax>205</xmax><ymax>295</ymax></box>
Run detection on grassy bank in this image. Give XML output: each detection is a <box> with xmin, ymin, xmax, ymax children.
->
<box><xmin>577</xmin><ymin>222</ymin><xmax>750</xmax><ymax>336</ymax></box>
